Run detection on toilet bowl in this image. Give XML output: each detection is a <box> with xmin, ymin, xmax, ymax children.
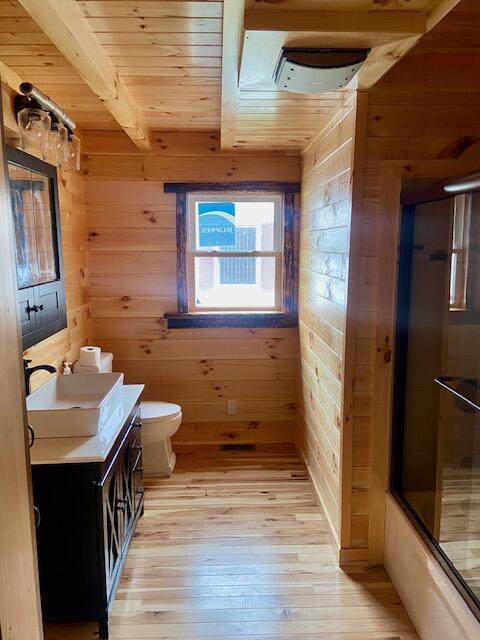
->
<box><xmin>73</xmin><ymin>350</ymin><xmax>182</xmax><ymax>477</ymax></box>
<box><xmin>140</xmin><ymin>401</ymin><xmax>182</xmax><ymax>477</ymax></box>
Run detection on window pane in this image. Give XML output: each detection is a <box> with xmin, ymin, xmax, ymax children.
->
<box><xmin>195</xmin><ymin>200</ymin><xmax>276</xmax><ymax>251</ymax></box>
<box><xmin>449</xmin><ymin>194</ymin><xmax>471</xmax><ymax>310</ymax></box>
<box><xmin>194</xmin><ymin>257</ymin><xmax>276</xmax><ymax>308</ymax></box>
<box><xmin>449</xmin><ymin>252</ymin><xmax>458</xmax><ymax>306</ymax></box>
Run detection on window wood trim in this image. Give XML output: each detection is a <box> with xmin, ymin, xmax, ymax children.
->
<box><xmin>175</xmin><ymin>191</ymin><xmax>188</xmax><ymax>313</ymax></box>
<box><xmin>165</xmin><ymin>182</ymin><xmax>300</xmax><ymax>327</ymax></box>
<box><xmin>164</xmin><ymin>181</ymin><xmax>301</xmax><ymax>193</ymax></box>
<box><xmin>163</xmin><ymin>312</ymin><xmax>298</xmax><ymax>328</ymax></box>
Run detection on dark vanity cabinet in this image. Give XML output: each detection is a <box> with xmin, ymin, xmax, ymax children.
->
<box><xmin>31</xmin><ymin>402</ymin><xmax>144</xmax><ymax>639</ymax></box>
<box><xmin>6</xmin><ymin>145</ymin><xmax>66</xmax><ymax>349</ymax></box>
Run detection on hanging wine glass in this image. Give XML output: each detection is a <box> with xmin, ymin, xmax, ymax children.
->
<box><xmin>59</xmin><ymin>129</ymin><xmax>71</xmax><ymax>168</ymax></box>
<box><xmin>55</xmin><ymin>122</ymin><xmax>68</xmax><ymax>168</ymax></box>
<box><xmin>45</xmin><ymin>121</ymin><xmax>68</xmax><ymax>167</ymax></box>
<box><xmin>64</xmin><ymin>133</ymin><xmax>81</xmax><ymax>172</ymax></box>
<box><xmin>17</xmin><ymin>108</ymin><xmax>51</xmax><ymax>156</ymax></box>
<box><xmin>70</xmin><ymin>134</ymin><xmax>81</xmax><ymax>171</ymax></box>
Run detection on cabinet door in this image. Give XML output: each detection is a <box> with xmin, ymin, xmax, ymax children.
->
<box><xmin>100</xmin><ymin>416</ymin><xmax>144</xmax><ymax>601</ymax></box>
<box><xmin>119</xmin><ymin>431</ymin><xmax>136</xmax><ymax>545</ymax></box>
<box><xmin>33</xmin><ymin>280</ymin><xmax>67</xmax><ymax>331</ymax></box>
<box><xmin>18</xmin><ymin>286</ymin><xmax>37</xmax><ymax>338</ymax></box>
<box><xmin>131</xmin><ymin>424</ymin><xmax>144</xmax><ymax>515</ymax></box>
<box><xmin>21</xmin><ymin>281</ymin><xmax>67</xmax><ymax>349</ymax></box>
<box><xmin>102</xmin><ymin>450</ymin><xmax>126</xmax><ymax>597</ymax></box>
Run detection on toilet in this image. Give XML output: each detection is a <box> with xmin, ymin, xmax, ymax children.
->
<box><xmin>74</xmin><ymin>350</ymin><xmax>182</xmax><ymax>476</ymax></box>
<box><xmin>140</xmin><ymin>401</ymin><xmax>182</xmax><ymax>477</ymax></box>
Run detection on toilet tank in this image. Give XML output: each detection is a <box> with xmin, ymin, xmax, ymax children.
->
<box><xmin>74</xmin><ymin>352</ymin><xmax>113</xmax><ymax>373</ymax></box>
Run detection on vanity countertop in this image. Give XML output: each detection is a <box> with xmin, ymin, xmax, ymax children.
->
<box><xmin>30</xmin><ymin>384</ymin><xmax>144</xmax><ymax>465</ymax></box>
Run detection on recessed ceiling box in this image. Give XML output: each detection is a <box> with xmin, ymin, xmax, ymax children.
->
<box><xmin>274</xmin><ymin>48</ymin><xmax>370</xmax><ymax>94</ymax></box>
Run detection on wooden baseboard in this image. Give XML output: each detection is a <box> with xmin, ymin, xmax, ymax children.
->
<box><xmin>297</xmin><ymin>444</ymin><xmax>340</xmax><ymax>557</ymax></box>
<box><xmin>298</xmin><ymin>442</ymin><xmax>371</xmax><ymax>568</ymax></box>
<box><xmin>339</xmin><ymin>547</ymin><xmax>369</xmax><ymax>567</ymax></box>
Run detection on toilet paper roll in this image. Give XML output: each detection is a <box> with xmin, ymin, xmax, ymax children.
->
<box><xmin>79</xmin><ymin>346</ymin><xmax>101</xmax><ymax>367</ymax></box>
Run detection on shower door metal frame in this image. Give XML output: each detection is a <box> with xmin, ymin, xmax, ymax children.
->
<box><xmin>390</xmin><ymin>197</ymin><xmax>480</xmax><ymax>622</ymax></box>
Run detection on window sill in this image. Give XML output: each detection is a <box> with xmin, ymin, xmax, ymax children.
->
<box><xmin>164</xmin><ymin>311</ymin><xmax>298</xmax><ymax>328</ymax></box>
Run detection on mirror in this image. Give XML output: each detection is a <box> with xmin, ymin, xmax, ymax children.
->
<box><xmin>10</xmin><ymin>165</ymin><xmax>57</xmax><ymax>289</ymax></box>
<box><xmin>6</xmin><ymin>145</ymin><xmax>66</xmax><ymax>349</ymax></box>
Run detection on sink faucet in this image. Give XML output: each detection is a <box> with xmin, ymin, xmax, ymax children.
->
<box><xmin>23</xmin><ymin>359</ymin><xmax>56</xmax><ymax>395</ymax></box>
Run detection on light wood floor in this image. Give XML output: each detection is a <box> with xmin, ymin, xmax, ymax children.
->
<box><xmin>439</xmin><ymin>467</ymin><xmax>480</xmax><ymax>600</ymax></box>
<box><xmin>45</xmin><ymin>449</ymin><xmax>418</xmax><ymax>639</ymax></box>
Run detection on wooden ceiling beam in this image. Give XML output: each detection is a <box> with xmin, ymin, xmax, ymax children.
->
<box><xmin>0</xmin><ymin>60</ymin><xmax>23</xmax><ymax>94</ymax></box>
<box><xmin>238</xmin><ymin>7</ymin><xmax>433</xmax><ymax>104</ymax></box>
<box><xmin>426</xmin><ymin>0</ymin><xmax>463</xmax><ymax>31</ymax></box>
<box><xmin>0</xmin><ymin>57</ymin><xmax>26</xmax><ymax>136</ymax></box>
<box><xmin>356</xmin><ymin>0</ymin><xmax>462</xmax><ymax>89</ymax></box>
<box><xmin>245</xmin><ymin>10</ymin><xmax>426</xmax><ymax>36</ymax></box>
<box><xmin>18</xmin><ymin>0</ymin><xmax>150</xmax><ymax>150</ymax></box>
<box><xmin>356</xmin><ymin>36</ymin><xmax>422</xmax><ymax>89</ymax></box>
<box><xmin>220</xmin><ymin>0</ymin><xmax>245</xmax><ymax>150</ymax></box>
<box><xmin>224</xmin><ymin>0</ymin><xmax>463</xmax><ymax>149</ymax></box>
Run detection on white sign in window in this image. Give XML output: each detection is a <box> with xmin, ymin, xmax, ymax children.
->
<box><xmin>187</xmin><ymin>193</ymin><xmax>284</xmax><ymax>311</ymax></box>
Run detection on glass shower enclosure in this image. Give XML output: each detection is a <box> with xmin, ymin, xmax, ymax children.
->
<box><xmin>392</xmin><ymin>191</ymin><xmax>480</xmax><ymax>618</ymax></box>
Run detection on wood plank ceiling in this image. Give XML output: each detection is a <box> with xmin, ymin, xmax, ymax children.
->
<box><xmin>0</xmin><ymin>0</ymin><xmax>222</xmax><ymax>133</ymax></box>
<box><xmin>230</xmin><ymin>0</ymin><xmax>462</xmax><ymax>150</ymax></box>
<box><xmin>0</xmin><ymin>0</ymin><xmax>468</xmax><ymax>152</ymax></box>
<box><xmin>234</xmin><ymin>0</ymin><xmax>427</xmax><ymax>150</ymax></box>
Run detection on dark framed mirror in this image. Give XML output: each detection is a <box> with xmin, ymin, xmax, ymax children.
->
<box><xmin>6</xmin><ymin>145</ymin><xmax>66</xmax><ymax>349</ymax></box>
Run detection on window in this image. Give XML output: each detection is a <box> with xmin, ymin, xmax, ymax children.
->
<box><xmin>188</xmin><ymin>193</ymin><xmax>283</xmax><ymax>311</ymax></box>
<box><xmin>164</xmin><ymin>182</ymin><xmax>299</xmax><ymax>328</ymax></box>
<box><xmin>450</xmin><ymin>193</ymin><xmax>472</xmax><ymax>310</ymax></box>
<box><xmin>449</xmin><ymin>192</ymin><xmax>480</xmax><ymax>316</ymax></box>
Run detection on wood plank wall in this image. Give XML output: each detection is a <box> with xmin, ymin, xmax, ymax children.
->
<box><xmin>297</xmin><ymin>91</ymin><xmax>369</xmax><ymax>559</ymax></box>
<box><xmin>1</xmin><ymin>84</ymin><xmax>92</xmax><ymax>390</ymax></box>
<box><xmin>0</xmin><ymin>83</ymin><xmax>43</xmax><ymax>640</ymax></box>
<box><xmin>357</xmin><ymin>1</ymin><xmax>480</xmax><ymax>564</ymax></box>
<box><xmin>296</xmin><ymin>1</ymin><xmax>480</xmax><ymax>566</ymax></box>
<box><xmin>84</xmin><ymin>131</ymin><xmax>301</xmax><ymax>451</ymax></box>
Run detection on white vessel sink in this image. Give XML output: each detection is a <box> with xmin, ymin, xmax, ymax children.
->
<box><xmin>27</xmin><ymin>373</ymin><xmax>124</xmax><ymax>438</ymax></box>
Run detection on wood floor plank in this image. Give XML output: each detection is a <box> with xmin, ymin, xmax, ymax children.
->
<box><xmin>108</xmin><ymin>618</ymin><xmax>416</xmax><ymax>638</ymax></box>
<box><xmin>45</xmin><ymin>451</ymin><xmax>418</xmax><ymax>639</ymax></box>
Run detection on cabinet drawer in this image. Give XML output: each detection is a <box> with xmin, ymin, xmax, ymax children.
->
<box><xmin>100</xmin><ymin>405</ymin><xmax>141</xmax><ymax>485</ymax></box>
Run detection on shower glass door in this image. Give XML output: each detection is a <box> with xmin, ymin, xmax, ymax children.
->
<box><xmin>392</xmin><ymin>192</ymin><xmax>480</xmax><ymax>617</ymax></box>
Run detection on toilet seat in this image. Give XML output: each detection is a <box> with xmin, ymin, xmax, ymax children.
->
<box><xmin>141</xmin><ymin>401</ymin><xmax>182</xmax><ymax>424</ymax></box>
